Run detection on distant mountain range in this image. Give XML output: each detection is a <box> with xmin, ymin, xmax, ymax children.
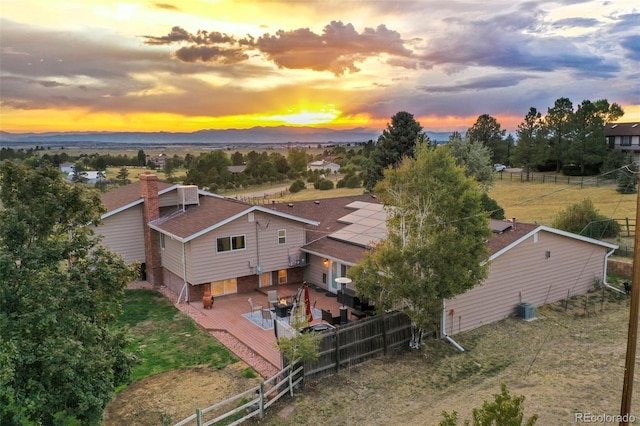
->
<box><xmin>0</xmin><ymin>126</ymin><xmax>455</xmax><ymax>147</ymax></box>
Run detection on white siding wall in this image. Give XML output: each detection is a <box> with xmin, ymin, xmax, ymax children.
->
<box><xmin>445</xmin><ymin>230</ymin><xmax>609</xmax><ymax>336</ymax></box>
<box><xmin>95</xmin><ymin>206</ymin><xmax>144</xmax><ymax>263</ymax></box>
<box><xmin>186</xmin><ymin>212</ymin><xmax>307</xmax><ymax>285</ymax></box>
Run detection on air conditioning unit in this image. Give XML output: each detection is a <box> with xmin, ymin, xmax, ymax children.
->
<box><xmin>517</xmin><ymin>302</ymin><xmax>536</xmax><ymax>321</ymax></box>
<box><xmin>177</xmin><ymin>185</ymin><xmax>199</xmax><ymax>207</ymax></box>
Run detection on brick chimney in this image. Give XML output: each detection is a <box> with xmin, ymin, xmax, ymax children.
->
<box><xmin>140</xmin><ymin>172</ymin><xmax>163</xmax><ymax>287</ymax></box>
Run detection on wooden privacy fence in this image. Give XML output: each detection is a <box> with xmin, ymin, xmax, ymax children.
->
<box><xmin>173</xmin><ymin>311</ymin><xmax>412</xmax><ymax>425</ymax></box>
<box><xmin>301</xmin><ymin>311</ymin><xmax>413</xmax><ymax>381</ymax></box>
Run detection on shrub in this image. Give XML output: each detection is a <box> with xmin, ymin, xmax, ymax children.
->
<box><xmin>481</xmin><ymin>193</ymin><xmax>504</xmax><ymax>219</ymax></box>
<box><xmin>289</xmin><ymin>179</ymin><xmax>306</xmax><ymax>193</ymax></box>
<box><xmin>552</xmin><ymin>198</ymin><xmax>620</xmax><ymax>238</ymax></box>
<box><xmin>317</xmin><ymin>179</ymin><xmax>334</xmax><ymax>190</ymax></box>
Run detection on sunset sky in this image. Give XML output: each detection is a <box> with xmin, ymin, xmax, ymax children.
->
<box><xmin>1</xmin><ymin>0</ymin><xmax>639</xmax><ymax>134</ymax></box>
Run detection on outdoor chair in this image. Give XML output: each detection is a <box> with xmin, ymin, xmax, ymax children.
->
<box><xmin>248</xmin><ymin>297</ymin><xmax>263</xmax><ymax>318</ymax></box>
<box><xmin>261</xmin><ymin>309</ymin><xmax>275</xmax><ymax>327</ymax></box>
<box><xmin>267</xmin><ymin>290</ymin><xmax>279</xmax><ymax>306</ymax></box>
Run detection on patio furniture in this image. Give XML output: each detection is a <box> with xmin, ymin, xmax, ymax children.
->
<box><xmin>321</xmin><ymin>309</ymin><xmax>340</xmax><ymax>326</ymax></box>
<box><xmin>273</xmin><ymin>301</ymin><xmax>293</xmax><ymax>318</ymax></box>
<box><xmin>267</xmin><ymin>290</ymin><xmax>279</xmax><ymax>305</ymax></box>
<box><xmin>261</xmin><ymin>309</ymin><xmax>275</xmax><ymax>327</ymax></box>
<box><xmin>248</xmin><ymin>297</ymin><xmax>263</xmax><ymax>318</ymax></box>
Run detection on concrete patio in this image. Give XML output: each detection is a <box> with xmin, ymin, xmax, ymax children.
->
<box><xmin>146</xmin><ymin>282</ymin><xmax>347</xmax><ymax>378</ymax></box>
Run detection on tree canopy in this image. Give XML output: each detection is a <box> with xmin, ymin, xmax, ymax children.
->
<box><xmin>0</xmin><ymin>162</ymin><xmax>137</xmax><ymax>425</ymax></box>
<box><xmin>512</xmin><ymin>107</ymin><xmax>548</xmax><ymax>180</ymax></box>
<box><xmin>350</xmin><ymin>144</ymin><xmax>491</xmax><ymax>344</ymax></box>
<box><xmin>364</xmin><ymin>111</ymin><xmax>424</xmax><ymax>191</ymax></box>
<box><xmin>466</xmin><ymin>114</ymin><xmax>507</xmax><ymax>164</ymax></box>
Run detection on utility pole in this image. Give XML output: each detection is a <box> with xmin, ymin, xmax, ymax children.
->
<box><xmin>620</xmin><ymin>175</ymin><xmax>640</xmax><ymax>425</ymax></box>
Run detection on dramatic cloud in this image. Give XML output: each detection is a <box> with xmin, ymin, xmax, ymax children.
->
<box><xmin>422</xmin><ymin>73</ymin><xmax>537</xmax><ymax>93</ymax></box>
<box><xmin>1</xmin><ymin>0</ymin><xmax>638</xmax><ymax>132</ymax></box>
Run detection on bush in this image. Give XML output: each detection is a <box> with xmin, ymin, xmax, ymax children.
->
<box><xmin>481</xmin><ymin>193</ymin><xmax>505</xmax><ymax>219</ymax></box>
<box><xmin>316</xmin><ymin>179</ymin><xmax>334</xmax><ymax>190</ymax></box>
<box><xmin>289</xmin><ymin>179</ymin><xmax>306</xmax><ymax>193</ymax></box>
<box><xmin>552</xmin><ymin>198</ymin><xmax>620</xmax><ymax>238</ymax></box>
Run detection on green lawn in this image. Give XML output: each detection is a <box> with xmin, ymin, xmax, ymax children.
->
<box><xmin>116</xmin><ymin>290</ymin><xmax>238</xmax><ymax>384</ymax></box>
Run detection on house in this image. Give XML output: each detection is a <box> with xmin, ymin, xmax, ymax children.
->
<box><xmin>146</xmin><ymin>153</ymin><xmax>167</xmax><ymax>169</ymax></box>
<box><xmin>97</xmin><ymin>173</ymin><xmax>319</xmax><ymax>303</ymax></box>
<box><xmin>67</xmin><ymin>170</ymin><xmax>106</xmax><ymax>184</ymax></box>
<box><xmin>59</xmin><ymin>162</ymin><xmax>75</xmax><ymax>174</ymax></box>
<box><xmin>272</xmin><ymin>196</ymin><xmax>617</xmax><ymax>336</ymax></box>
<box><xmin>307</xmin><ymin>160</ymin><xmax>340</xmax><ymax>173</ymax></box>
<box><xmin>605</xmin><ymin>122</ymin><xmax>640</xmax><ymax>160</ymax></box>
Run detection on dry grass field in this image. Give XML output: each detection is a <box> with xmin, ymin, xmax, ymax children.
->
<box><xmin>261</xmin><ymin>290</ymin><xmax>638</xmax><ymax>425</ymax></box>
<box><xmin>489</xmin><ymin>178</ymin><xmax>637</xmax><ymax>227</ymax></box>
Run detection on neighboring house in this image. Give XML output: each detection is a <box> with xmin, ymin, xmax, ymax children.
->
<box><xmin>60</xmin><ymin>162</ymin><xmax>75</xmax><ymax>174</ymax></box>
<box><xmin>272</xmin><ymin>196</ymin><xmax>618</xmax><ymax>336</ymax></box>
<box><xmin>146</xmin><ymin>154</ymin><xmax>167</xmax><ymax>168</ymax></box>
<box><xmin>308</xmin><ymin>160</ymin><xmax>340</xmax><ymax>173</ymax></box>
<box><xmin>67</xmin><ymin>170</ymin><xmax>106</xmax><ymax>184</ymax></box>
<box><xmin>97</xmin><ymin>173</ymin><xmax>319</xmax><ymax>303</ymax></box>
<box><xmin>228</xmin><ymin>165</ymin><xmax>247</xmax><ymax>174</ymax></box>
<box><xmin>605</xmin><ymin>122</ymin><xmax>640</xmax><ymax>160</ymax></box>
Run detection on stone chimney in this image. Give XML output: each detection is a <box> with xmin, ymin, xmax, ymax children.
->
<box><xmin>140</xmin><ymin>172</ymin><xmax>163</xmax><ymax>287</ymax></box>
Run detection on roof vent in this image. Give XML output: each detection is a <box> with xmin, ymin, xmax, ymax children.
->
<box><xmin>288</xmin><ymin>203</ymin><xmax>294</xmax><ymax>208</ymax></box>
<box><xmin>633</xmin><ymin>124</ymin><xmax>639</xmax><ymax>128</ymax></box>
<box><xmin>611</xmin><ymin>124</ymin><xmax>618</xmax><ymax>128</ymax></box>
<box><xmin>177</xmin><ymin>185</ymin><xmax>199</xmax><ymax>209</ymax></box>
<box><xmin>314</xmin><ymin>200</ymin><xmax>320</xmax><ymax>205</ymax></box>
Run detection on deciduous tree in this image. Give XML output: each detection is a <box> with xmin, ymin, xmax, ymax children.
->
<box><xmin>0</xmin><ymin>162</ymin><xmax>137</xmax><ymax>425</ymax></box>
<box><xmin>446</xmin><ymin>133</ymin><xmax>494</xmax><ymax>190</ymax></box>
<box><xmin>350</xmin><ymin>144</ymin><xmax>490</xmax><ymax>347</ymax></box>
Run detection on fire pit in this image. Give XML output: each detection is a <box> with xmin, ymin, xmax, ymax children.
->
<box><xmin>273</xmin><ymin>299</ymin><xmax>293</xmax><ymax>318</ymax></box>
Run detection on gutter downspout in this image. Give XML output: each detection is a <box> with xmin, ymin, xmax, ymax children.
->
<box><xmin>603</xmin><ymin>248</ymin><xmax>625</xmax><ymax>294</ymax></box>
<box><xmin>177</xmin><ymin>242</ymin><xmax>189</xmax><ymax>304</ymax></box>
<box><xmin>441</xmin><ymin>300</ymin><xmax>465</xmax><ymax>352</ymax></box>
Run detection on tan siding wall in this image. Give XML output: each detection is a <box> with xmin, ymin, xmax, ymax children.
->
<box><xmin>187</xmin><ymin>212</ymin><xmax>307</xmax><ymax>286</ymax></box>
<box><xmin>446</xmin><ymin>230</ymin><xmax>609</xmax><ymax>336</ymax></box>
<box><xmin>95</xmin><ymin>206</ymin><xmax>145</xmax><ymax>263</ymax></box>
<box><xmin>159</xmin><ymin>190</ymin><xmax>178</xmax><ymax>207</ymax></box>
<box><xmin>161</xmin><ymin>235</ymin><xmax>185</xmax><ymax>280</ymax></box>
<box><xmin>305</xmin><ymin>255</ymin><xmax>330</xmax><ymax>290</ymax></box>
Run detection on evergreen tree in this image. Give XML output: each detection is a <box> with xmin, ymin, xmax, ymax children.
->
<box><xmin>364</xmin><ymin>111</ymin><xmax>424</xmax><ymax>191</ymax></box>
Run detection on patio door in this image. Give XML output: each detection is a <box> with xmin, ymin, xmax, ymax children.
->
<box><xmin>211</xmin><ymin>278</ymin><xmax>237</xmax><ymax>296</ymax></box>
<box><xmin>259</xmin><ymin>273</ymin><xmax>271</xmax><ymax>288</ymax></box>
<box><xmin>328</xmin><ymin>260</ymin><xmax>339</xmax><ymax>293</ymax></box>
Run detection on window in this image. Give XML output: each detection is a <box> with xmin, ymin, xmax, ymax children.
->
<box><xmin>160</xmin><ymin>233</ymin><xmax>165</xmax><ymax>249</ymax></box>
<box><xmin>216</xmin><ymin>234</ymin><xmax>246</xmax><ymax>253</ymax></box>
<box><xmin>621</xmin><ymin>135</ymin><xmax>632</xmax><ymax>146</ymax></box>
<box><xmin>277</xmin><ymin>229</ymin><xmax>286</xmax><ymax>245</ymax></box>
<box><xmin>278</xmin><ymin>269</ymin><xmax>287</xmax><ymax>284</ymax></box>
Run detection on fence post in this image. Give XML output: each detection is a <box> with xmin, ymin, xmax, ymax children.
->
<box><xmin>335</xmin><ymin>329</ymin><xmax>341</xmax><ymax>373</ymax></box>
<box><xmin>259</xmin><ymin>381</ymin><xmax>265</xmax><ymax>419</ymax></box>
<box><xmin>382</xmin><ymin>315</ymin><xmax>388</xmax><ymax>355</ymax></box>
<box><xmin>196</xmin><ymin>408</ymin><xmax>202</xmax><ymax>426</ymax></box>
<box><xmin>626</xmin><ymin>217</ymin><xmax>631</xmax><ymax>237</ymax></box>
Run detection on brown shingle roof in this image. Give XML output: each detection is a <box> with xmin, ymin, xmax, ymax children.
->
<box><xmin>150</xmin><ymin>196</ymin><xmax>252</xmax><ymax>240</ymax></box>
<box><xmin>605</xmin><ymin>122</ymin><xmax>640</xmax><ymax>137</ymax></box>
<box><xmin>101</xmin><ymin>180</ymin><xmax>174</xmax><ymax>213</ymax></box>
<box><xmin>272</xmin><ymin>195</ymin><xmax>546</xmax><ymax>265</ymax></box>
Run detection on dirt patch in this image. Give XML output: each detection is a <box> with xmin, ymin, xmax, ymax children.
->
<box><xmin>103</xmin><ymin>362</ymin><xmax>259</xmax><ymax>426</ymax></box>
